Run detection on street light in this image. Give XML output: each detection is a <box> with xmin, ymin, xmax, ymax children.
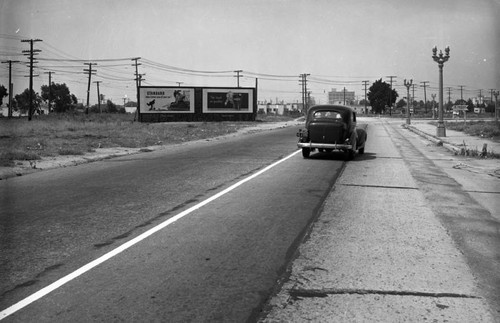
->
<box><xmin>432</xmin><ymin>46</ymin><xmax>450</xmax><ymax>137</ymax></box>
<box><xmin>404</xmin><ymin>79</ymin><xmax>413</xmax><ymax>124</ymax></box>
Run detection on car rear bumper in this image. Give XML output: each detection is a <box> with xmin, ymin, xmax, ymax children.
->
<box><xmin>297</xmin><ymin>142</ymin><xmax>353</xmax><ymax>150</ymax></box>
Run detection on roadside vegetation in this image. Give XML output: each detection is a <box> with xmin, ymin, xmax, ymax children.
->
<box><xmin>441</xmin><ymin>120</ymin><xmax>500</xmax><ymax>158</ymax></box>
<box><xmin>0</xmin><ymin>113</ymin><xmax>295</xmax><ymax>167</ymax></box>
<box><xmin>444</xmin><ymin>120</ymin><xmax>500</xmax><ymax>141</ymax></box>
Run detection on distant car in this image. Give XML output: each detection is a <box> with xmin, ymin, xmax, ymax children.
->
<box><xmin>297</xmin><ymin>105</ymin><xmax>367</xmax><ymax>160</ymax></box>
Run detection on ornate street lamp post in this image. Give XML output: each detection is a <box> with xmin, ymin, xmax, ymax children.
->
<box><xmin>404</xmin><ymin>79</ymin><xmax>413</xmax><ymax>125</ymax></box>
<box><xmin>432</xmin><ymin>46</ymin><xmax>450</xmax><ymax>137</ymax></box>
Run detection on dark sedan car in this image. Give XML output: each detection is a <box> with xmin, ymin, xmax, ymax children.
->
<box><xmin>297</xmin><ymin>105</ymin><xmax>367</xmax><ymax>160</ymax></box>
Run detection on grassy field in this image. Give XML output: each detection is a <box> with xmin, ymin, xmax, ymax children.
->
<box><xmin>444</xmin><ymin>120</ymin><xmax>500</xmax><ymax>141</ymax></box>
<box><xmin>0</xmin><ymin>113</ymin><xmax>294</xmax><ymax>167</ymax></box>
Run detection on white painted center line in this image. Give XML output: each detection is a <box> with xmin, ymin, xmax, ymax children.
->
<box><xmin>0</xmin><ymin>149</ymin><xmax>301</xmax><ymax>320</ymax></box>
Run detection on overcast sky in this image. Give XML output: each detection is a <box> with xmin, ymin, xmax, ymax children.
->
<box><xmin>1</xmin><ymin>0</ymin><xmax>499</xmax><ymax>105</ymax></box>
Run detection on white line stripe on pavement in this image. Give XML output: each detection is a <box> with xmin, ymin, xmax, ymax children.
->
<box><xmin>0</xmin><ymin>149</ymin><xmax>301</xmax><ymax>320</ymax></box>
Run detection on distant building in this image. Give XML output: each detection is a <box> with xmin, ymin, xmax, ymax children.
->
<box><xmin>125</xmin><ymin>106</ymin><xmax>137</xmax><ymax>114</ymax></box>
<box><xmin>350</xmin><ymin>105</ymin><xmax>372</xmax><ymax>114</ymax></box>
<box><xmin>257</xmin><ymin>102</ymin><xmax>302</xmax><ymax>115</ymax></box>
<box><xmin>328</xmin><ymin>88</ymin><xmax>355</xmax><ymax>105</ymax></box>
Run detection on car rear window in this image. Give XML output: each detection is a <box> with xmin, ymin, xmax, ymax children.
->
<box><xmin>312</xmin><ymin>111</ymin><xmax>342</xmax><ymax>120</ymax></box>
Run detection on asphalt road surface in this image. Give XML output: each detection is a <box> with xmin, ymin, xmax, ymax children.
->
<box><xmin>0</xmin><ymin>125</ymin><xmax>347</xmax><ymax>322</ymax></box>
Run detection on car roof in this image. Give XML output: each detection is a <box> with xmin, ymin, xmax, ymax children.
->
<box><xmin>307</xmin><ymin>105</ymin><xmax>353</xmax><ymax>116</ymax></box>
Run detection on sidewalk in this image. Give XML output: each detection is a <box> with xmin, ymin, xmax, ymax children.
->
<box><xmin>260</xmin><ymin>118</ymin><xmax>498</xmax><ymax>322</ymax></box>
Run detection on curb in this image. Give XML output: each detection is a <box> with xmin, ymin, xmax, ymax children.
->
<box><xmin>403</xmin><ymin>124</ymin><xmax>460</xmax><ymax>154</ymax></box>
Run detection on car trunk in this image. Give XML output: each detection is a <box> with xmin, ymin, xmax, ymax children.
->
<box><xmin>308</xmin><ymin>121</ymin><xmax>345</xmax><ymax>144</ymax></box>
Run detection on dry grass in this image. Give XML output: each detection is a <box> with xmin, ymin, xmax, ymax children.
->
<box><xmin>444</xmin><ymin>120</ymin><xmax>500</xmax><ymax>142</ymax></box>
<box><xmin>1</xmin><ymin>113</ymin><xmax>286</xmax><ymax>167</ymax></box>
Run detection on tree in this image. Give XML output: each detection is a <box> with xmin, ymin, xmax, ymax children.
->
<box><xmin>359</xmin><ymin>99</ymin><xmax>369</xmax><ymax>106</ymax></box>
<box><xmin>466</xmin><ymin>99</ymin><xmax>474</xmax><ymax>112</ymax></box>
<box><xmin>367</xmin><ymin>79</ymin><xmax>398</xmax><ymax>114</ymax></box>
<box><xmin>40</xmin><ymin>82</ymin><xmax>77</xmax><ymax>113</ymax></box>
<box><xmin>124</xmin><ymin>100</ymin><xmax>137</xmax><ymax>107</ymax></box>
<box><xmin>486</xmin><ymin>103</ymin><xmax>495</xmax><ymax>114</ymax></box>
<box><xmin>0</xmin><ymin>85</ymin><xmax>7</xmax><ymax>106</ymax></box>
<box><xmin>396</xmin><ymin>98</ymin><xmax>406</xmax><ymax>109</ymax></box>
<box><xmin>14</xmin><ymin>89</ymin><xmax>43</xmax><ymax>114</ymax></box>
<box><xmin>106</xmin><ymin>99</ymin><xmax>118</xmax><ymax>113</ymax></box>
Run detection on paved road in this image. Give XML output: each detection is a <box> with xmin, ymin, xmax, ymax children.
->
<box><xmin>1</xmin><ymin>125</ymin><xmax>346</xmax><ymax>321</ymax></box>
<box><xmin>261</xmin><ymin>118</ymin><xmax>499</xmax><ymax>322</ymax></box>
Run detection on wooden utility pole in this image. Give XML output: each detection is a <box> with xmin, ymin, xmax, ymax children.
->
<box><xmin>458</xmin><ymin>85</ymin><xmax>465</xmax><ymax>103</ymax></box>
<box><xmin>21</xmin><ymin>38</ymin><xmax>42</xmax><ymax>120</ymax></box>
<box><xmin>94</xmin><ymin>81</ymin><xmax>102</xmax><ymax>113</ymax></box>
<box><xmin>299</xmin><ymin>74</ymin><xmax>310</xmax><ymax>114</ymax></box>
<box><xmin>362</xmin><ymin>80</ymin><xmax>369</xmax><ymax>114</ymax></box>
<box><xmin>234</xmin><ymin>70</ymin><xmax>243</xmax><ymax>88</ymax></box>
<box><xmin>1</xmin><ymin>60</ymin><xmax>20</xmax><ymax>118</ymax></box>
<box><xmin>386</xmin><ymin>76</ymin><xmax>396</xmax><ymax>116</ymax></box>
<box><xmin>43</xmin><ymin>71</ymin><xmax>54</xmax><ymax>113</ymax></box>
<box><xmin>420</xmin><ymin>81</ymin><xmax>429</xmax><ymax>113</ymax></box>
<box><xmin>83</xmin><ymin>62</ymin><xmax>96</xmax><ymax>114</ymax></box>
<box><xmin>132</xmin><ymin>57</ymin><xmax>141</xmax><ymax>121</ymax></box>
<box><xmin>494</xmin><ymin>90</ymin><xmax>499</xmax><ymax>121</ymax></box>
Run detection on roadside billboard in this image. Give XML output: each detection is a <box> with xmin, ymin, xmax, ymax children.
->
<box><xmin>202</xmin><ymin>89</ymin><xmax>253</xmax><ymax>113</ymax></box>
<box><xmin>138</xmin><ymin>86</ymin><xmax>256</xmax><ymax>122</ymax></box>
<box><xmin>140</xmin><ymin>88</ymin><xmax>194</xmax><ymax>113</ymax></box>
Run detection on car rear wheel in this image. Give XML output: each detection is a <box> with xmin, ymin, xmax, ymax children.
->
<box><xmin>302</xmin><ymin>148</ymin><xmax>311</xmax><ymax>158</ymax></box>
<box><xmin>346</xmin><ymin>149</ymin><xmax>355</xmax><ymax>160</ymax></box>
<box><xmin>358</xmin><ymin>147</ymin><xmax>365</xmax><ymax>154</ymax></box>
<box><xmin>346</xmin><ymin>136</ymin><xmax>356</xmax><ymax>161</ymax></box>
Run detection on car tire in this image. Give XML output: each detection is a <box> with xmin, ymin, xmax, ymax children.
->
<box><xmin>359</xmin><ymin>147</ymin><xmax>365</xmax><ymax>154</ymax></box>
<box><xmin>348</xmin><ymin>149</ymin><xmax>355</xmax><ymax>160</ymax></box>
<box><xmin>347</xmin><ymin>136</ymin><xmax>357</xmax><ymax>161</ymax></box>
<box><xmin>302</xmin><ymin>148</ymin><xmax>311</xmax><ymax>158</ymax></box>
